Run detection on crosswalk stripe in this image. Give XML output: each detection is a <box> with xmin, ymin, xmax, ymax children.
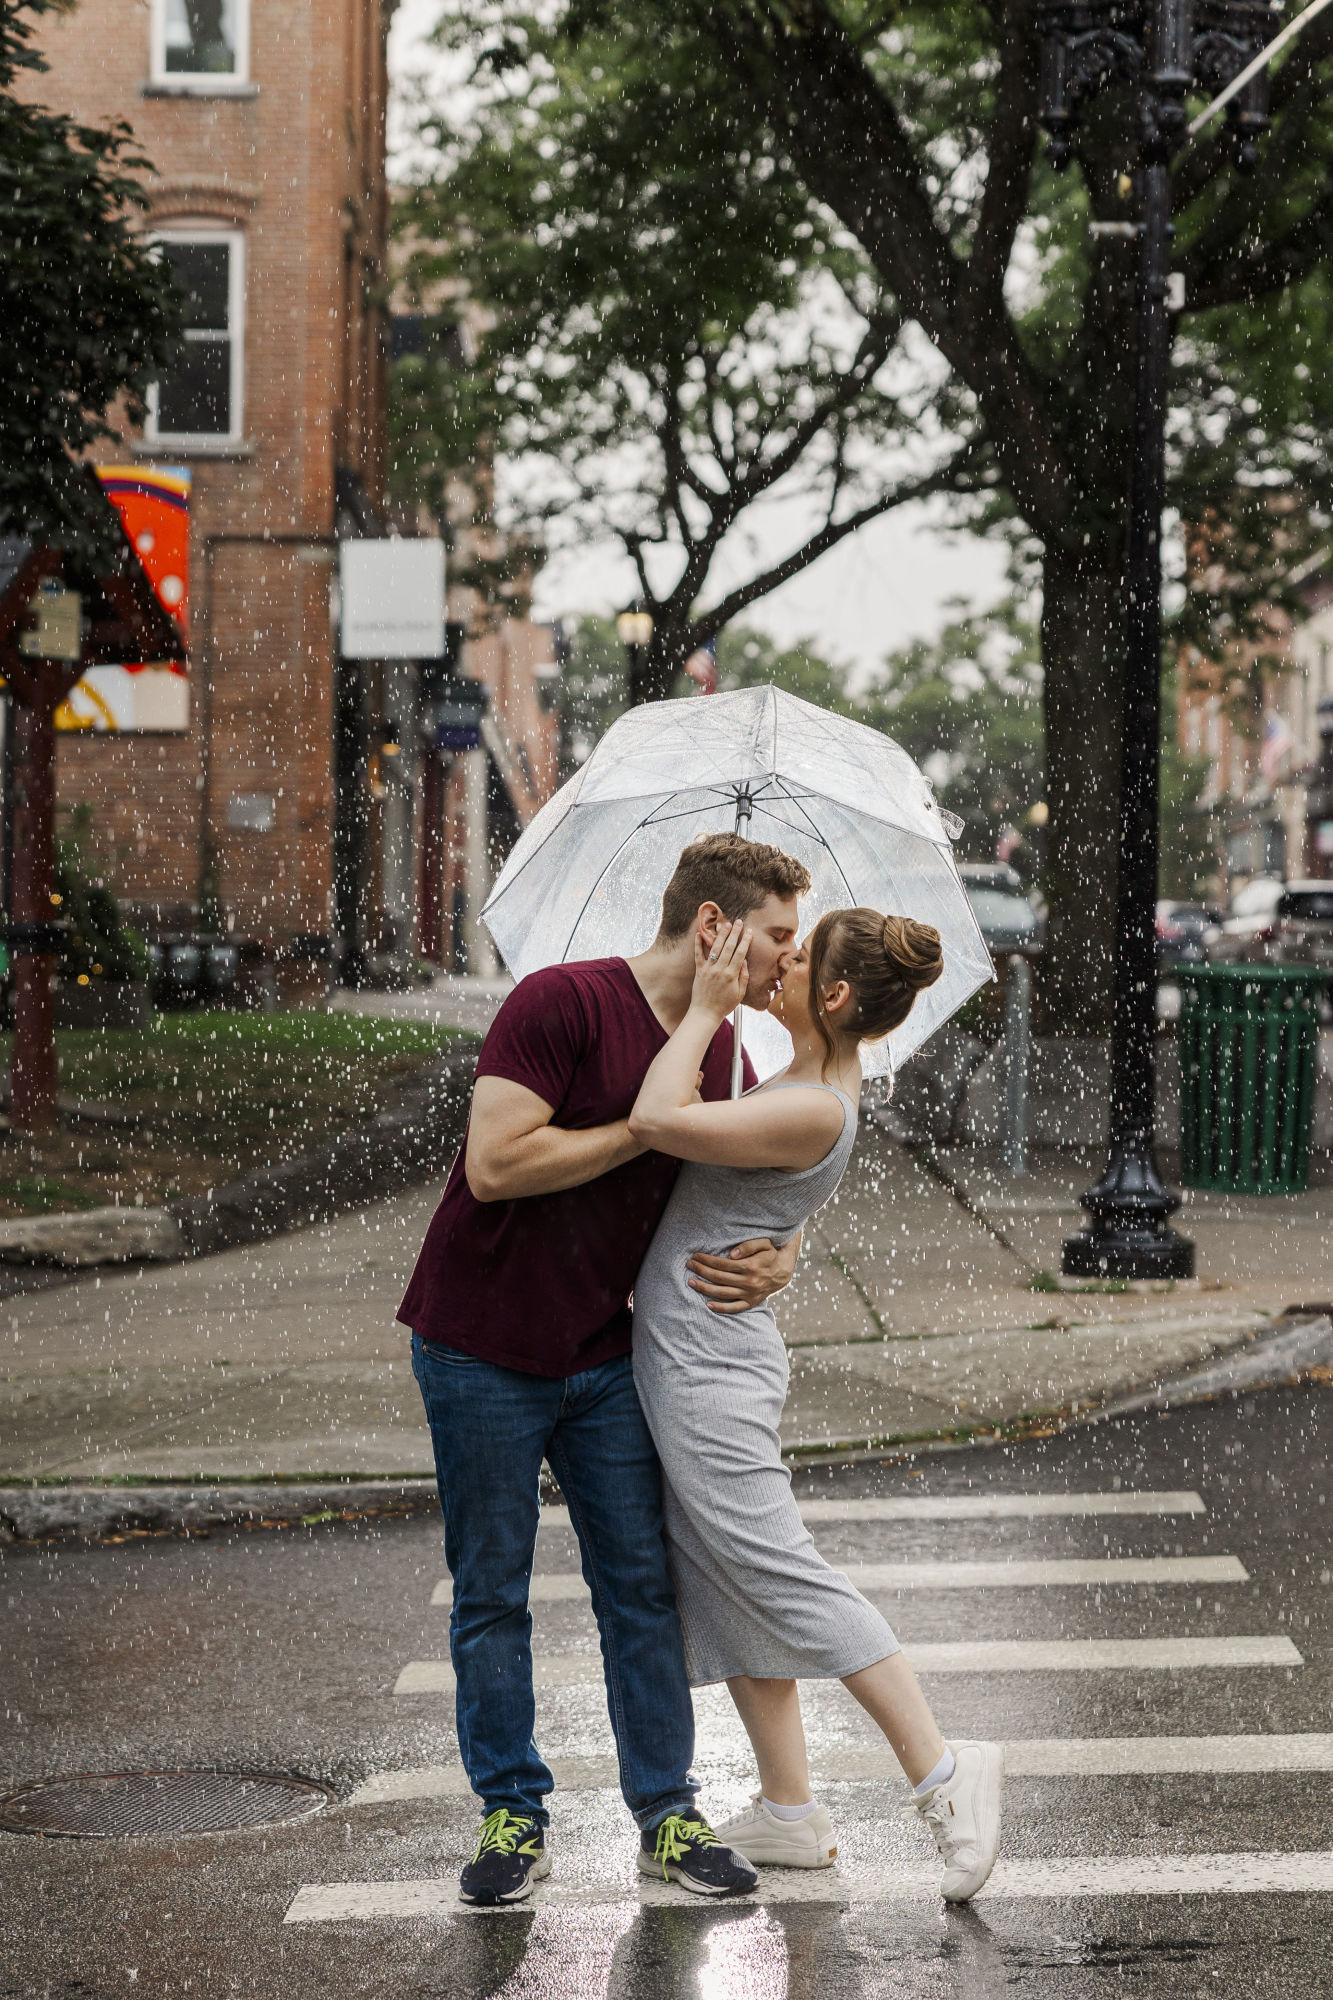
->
<box><xmin>283</xmin><ymin>1849</ymin><xmax>1333</xmax><ymax>1921</ymax></box>
<box><xmin>534</xmin><ymin>1491</ymin><xmax>1206</xmax><ymax>1532</ymax></box>
<box><xmin>431</xmin><ymin>1553</ymin><xmax>1245</xmax><ymax>1609</ymax></box>
<box><xmin>392</xmin><ymin>1633</ymin><xmax>1300</xmax><ymax>1694</ymax></box>
<box><xmin>790</xmin><ymin>1492</ymin><xmax>1208</xmax><ymax>1521</ymax></box>
<box><xmin>347</xmin><ymin>1733</ymin><xmax>1333</xmax><ymax>1806</ymax></box>
<box><xmin>841</xmin><ymin>1555</ymin><xmax>1248</xmax><ymax>1590</ymax></box>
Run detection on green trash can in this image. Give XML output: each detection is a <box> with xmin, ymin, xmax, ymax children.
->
<box><xmin>1177</xmin><ymin>963</ymin><xmax>1327</xmax><ymax>1195</ymax></box>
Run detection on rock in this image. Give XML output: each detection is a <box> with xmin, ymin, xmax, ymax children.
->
<box><xmin>0</xmin><ymin>1206</ymin><xmax>186</xmax><ymax>1266</ymax></box>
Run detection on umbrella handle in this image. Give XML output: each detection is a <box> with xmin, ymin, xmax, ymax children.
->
<box><xmin>729</xmin><ymin>1003</ymin><xmax>744</xmax><ymax>1100</ymax></box>
<box><xmin>729</xmin><ymin>787</ymin><xmax>754</xmax><ymax>1100</ymax></box>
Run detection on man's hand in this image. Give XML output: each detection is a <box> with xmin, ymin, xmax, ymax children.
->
<box><xmin>686</xmin><ymin>1232</ymin><xmax>801</xmax><ymax>1316</ymax></box>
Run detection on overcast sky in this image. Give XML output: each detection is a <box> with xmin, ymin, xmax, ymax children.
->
<box><xmin>386</xmin><ymin>1</ymin><xmax>1009</xmax><ymax>674</ymax></box>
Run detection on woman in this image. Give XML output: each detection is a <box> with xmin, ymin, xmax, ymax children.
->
<box><xmin>628</xmin><ymin>907</ymin><xmax>1002</xmax><ymax>1899</ymax></box>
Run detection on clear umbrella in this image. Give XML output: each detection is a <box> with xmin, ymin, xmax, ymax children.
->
<box><xmin>482</xmin><ymin>684</ymin><xmax>993</xmax><ymax>1089</ymax></box>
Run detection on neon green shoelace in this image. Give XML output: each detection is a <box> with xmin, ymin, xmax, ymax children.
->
<box><xmin>652</xmin><ymin>1812</ymin><xmax>719</xmax><ymax>1880</ymax></box>
<box><xmin>471</xmin><ymin>1808</ymin><xmax>542</xmax><ymax>1861</ymax></box>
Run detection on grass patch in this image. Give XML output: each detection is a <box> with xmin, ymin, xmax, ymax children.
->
<box><xmin>0</xmin><ymin>1009</ymin><xmax>470</xmax><ymax>1217</ymax></box>
<box><xmin>0</xmin><ymin>1173</ymin><xmax>100</xmax><ymax>1214</ymax></box>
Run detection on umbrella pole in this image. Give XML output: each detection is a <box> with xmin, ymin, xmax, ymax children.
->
<box><xmin>730</xmin><ymin>788</ymin><xmax>753</xmax><ymax>1099</ymax></box>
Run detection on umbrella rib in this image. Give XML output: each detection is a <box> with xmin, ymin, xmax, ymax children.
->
<box><xmin>555</xmin><ymin>808</ymin><xmax>678</xmax><ymax>959</ymax></box>
<box><xmin>767</xmin><ymin>782</ymin><xmax>859</xmax><ymax>906</ymax></box>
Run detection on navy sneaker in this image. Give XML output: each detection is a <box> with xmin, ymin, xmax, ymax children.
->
<box><xmin>458</xmin><ymin>1808</ymin><xmax>551</xmax><ymax>1905</ymax></box>
<box><xmin>639</xmin><ymin>1809</ymin><xmax>759</xmax><ymax>1897</ymax></box>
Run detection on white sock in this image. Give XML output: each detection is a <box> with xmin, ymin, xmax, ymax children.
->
<box><xmin>762</xmin><ymin>1795</ymin><xmax>818</xmax><ymax>1821</ymax></box>
<box><xmin>913</xmin><ymin>1747</ymin><xmax>956</xmax><ymax>1797</ymax></box>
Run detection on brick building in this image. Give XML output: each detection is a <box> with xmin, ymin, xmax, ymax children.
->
<box><xmin>24</xmin><ymin>0</ymin><xmax>394</xmax><ymax>979</ymax></box>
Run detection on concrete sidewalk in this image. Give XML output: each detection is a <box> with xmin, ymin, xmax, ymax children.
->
<box><xmin>2</xmin><ymin>1112</ymin><xmax>1328</xmax><ymax>1486</ymax></box>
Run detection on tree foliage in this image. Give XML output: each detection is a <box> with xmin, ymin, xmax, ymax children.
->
<box><xmin>393</xmin><ymin>0</ymin><xmax>981</xmax><ymax>699</ymax></box>
<box><xmin>481</xmin><ymin>0</ymin><xmax>1331</xmax><ymax>1025</ymax></box>
<box><xmin>1</xmin><ymin>0</ymin><xmax>180</xmax><ymax>553</ymax></box>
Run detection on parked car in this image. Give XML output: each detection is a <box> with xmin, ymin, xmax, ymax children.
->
<box><xmin>1207</xmin><ymin>878</ymin><xmax>1333</xmax><ymax>973</ymax></box>
<box><xmin>959</xmin><ymin>863</ymin><xmax>1043</xmax><ymax>955</ymax></box>
<box><xmin>1208</xmin><ymin>876</ymin><xmax>1286</xmax><ymax>962</ymax></box>
<box><xmin>1267</xmin><ymin>882</ymin><xmax>1333</xmax><ymax>972</ymax></box>
<box><xmin>1156</xmin><ymin>900</ymin><xmax>1221</xmax><ymax>970</ymax></box>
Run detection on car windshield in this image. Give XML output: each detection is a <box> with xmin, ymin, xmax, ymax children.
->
<box><xmin>1279</xmin><ymin>891</ymin><xmax>1333</xmax><ymax>923</ymax></box>
<box><xmin>966</xmin><ymin>888</ymin><xmax>1036</xmax><ymax>934</ymax></box>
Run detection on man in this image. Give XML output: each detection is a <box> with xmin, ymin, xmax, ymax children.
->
<box><xmin>399</xmin><ymin>833</ymin><xmax>812</xmax><ymax>1904</ymax></box>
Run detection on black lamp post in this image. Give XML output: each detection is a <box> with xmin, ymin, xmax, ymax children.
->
<box><xmin>616</xmin><ymin>603</ymin><xmax>656</xmax><ymax>707</ymax></box>
<box><xmin>1037</xmin><ymin>0</ymin><xmax>1279</xmax><ymax>1279</ymax></box>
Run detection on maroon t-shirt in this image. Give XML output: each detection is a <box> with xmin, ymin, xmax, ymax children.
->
<box><xmin>398</xmin><ymin>958</ymin><xmax>756</xmax><ymax>1377</ymax></box>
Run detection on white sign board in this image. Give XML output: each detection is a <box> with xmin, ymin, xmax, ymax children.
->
<box><xmin>339</xmin><ymin>539</ymin><xmax>445</xmax><ymax>659</ymax></box>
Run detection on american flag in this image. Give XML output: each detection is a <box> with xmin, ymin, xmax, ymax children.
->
<box><xmin>684</xmin><ymin>637</ymin><xmax>717</xmax><ymax>695</ymax></box>
<box><xmin>1259</xmin><ymin>709</ymin><xmax>1295</xmax><ymax>787</ymax></box>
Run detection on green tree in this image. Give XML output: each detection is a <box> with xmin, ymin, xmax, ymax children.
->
<box><xmin>393</xmin><ymin>1</ymin><xmax>980</xmax><ymax>704</ymax></box>
<box><xmin>538</xmin><ymin>0</ymin><xmax>1332</xmax><ymax>1028</ymax></box>
<box><xmin>861</xmin><ymin>598</ymin><xmax>1044</xmax><ymax>865</ymax></box>
<box><xmin>55</xmin><ymin>804</ymin><xmax>149</xmax><ymax>987</ymax></box>
<box><xmin>1</xmin><ymin>0</ymin><xmax>180</xmax><ymax>553</ymax></box>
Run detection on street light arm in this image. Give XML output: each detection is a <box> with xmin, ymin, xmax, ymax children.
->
<box><xmin>1185</xmin><ymin>0</ymin><xmax>1333</xmax><ymax>139</ymax></box>
<box><xmin>1173</xmin><ymin>10</ymin><xmax>1333</xmax><ymax>208</ymax></box>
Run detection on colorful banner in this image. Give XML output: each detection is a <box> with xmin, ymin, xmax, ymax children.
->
<box><xmin>95</xmin><ymin>464</ymin><xmax>191</xmax><ymax>671</ymax></box>
<box><xmin>60</xmin><ymin>466</ymin><xmax>193</xmax><ymax>732</ymax></box>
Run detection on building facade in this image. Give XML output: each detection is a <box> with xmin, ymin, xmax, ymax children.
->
<box><xmin>25</xmin><ymin>0</ymin><xmax>394</xmax><ymax>974</ymax></box>
<box><xmin>1178</xmin><ymin>568</ymin><xmax>1333</xmax><ymax>888</ymax></box>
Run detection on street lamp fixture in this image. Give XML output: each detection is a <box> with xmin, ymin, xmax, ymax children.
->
<box><xmin>616</xmin><ymin>606</ymin><xmax>655</xmax><ymax>650</ymax></box>
<box><xmin>617</xmin><ymin>603</ymin><xmax>657</xmax><ymax>708</ymax></box>
<box><xmin>1037</xmin><ymin>0</ymin><xmax>1279</xmax><ymax>1281</ymax></box>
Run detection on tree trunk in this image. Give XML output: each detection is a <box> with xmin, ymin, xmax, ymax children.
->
<box><xmin>1039</xmin><ymin>543</ymin><xmax>1126</xmax><ymax>1037</ymax></box>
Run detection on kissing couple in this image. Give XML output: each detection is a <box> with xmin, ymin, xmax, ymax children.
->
<box><xmin>399</xmin><ymin>832</ymin><xmax>1003</xmax><ymax>1905</ymax></box>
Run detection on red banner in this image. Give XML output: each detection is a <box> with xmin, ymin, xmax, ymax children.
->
<box><xmin>95</xmin><ymin>465</ymin><xmax>191</xmax><ymax>673</ymax></box>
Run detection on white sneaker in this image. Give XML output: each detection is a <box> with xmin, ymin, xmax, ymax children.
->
<box><xmin>714</xmin><ymin>1794</ymin><xmax>837</xmax><ymax>1869</ymax></box>
<box><xmin>913</xmin><ymin>1740</ymin><xmax>1003</xmax><ymax>1902</ymax></box>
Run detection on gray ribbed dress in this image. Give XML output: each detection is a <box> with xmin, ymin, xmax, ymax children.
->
<box><xmin>632</xmin><ymin>1081</ymin><xmax>900</xmax><ymax>1687</ymax></box>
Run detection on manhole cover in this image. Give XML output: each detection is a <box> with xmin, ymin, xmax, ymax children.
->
<box><xmin>0</xmin><ymin>1770</ymin><xmax>333</xmax><ymax>1838</ymax></box>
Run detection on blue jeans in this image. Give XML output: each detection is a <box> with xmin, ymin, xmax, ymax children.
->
<box><xmin>410</xmin><ymin>1333</ymin><xmax>698</xmax><ymax>1829</ymax></box>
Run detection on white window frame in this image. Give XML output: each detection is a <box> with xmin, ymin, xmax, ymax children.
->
<box><xmin>150</xmin><ymin>0</ymin><xmax>250</xmax><ymax>90</ymax></box>
<box><xmin>146</xmin><ymin>229</ymin><xmax>246</xmax><ymax>450</ymax></box>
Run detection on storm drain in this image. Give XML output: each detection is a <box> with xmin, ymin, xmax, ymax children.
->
<box><xmin>0</xmin><ymin>1770</ymin><xmax>333</xmax><ymax>1838</ymax></box>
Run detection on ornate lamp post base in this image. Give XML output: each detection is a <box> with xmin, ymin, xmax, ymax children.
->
<box><xmin>1062</xmin><ymin>1139</ymin><xmax>1195</xmax><ymax>1280</ymax></box>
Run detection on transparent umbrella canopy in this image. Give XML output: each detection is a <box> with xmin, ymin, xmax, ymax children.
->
<box><xmin>482</xmin><ymin>685</ymin><xmax>994</xmax><ymax>1086</ymax></box>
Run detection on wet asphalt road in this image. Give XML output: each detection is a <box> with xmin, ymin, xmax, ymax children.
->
<box><xmin>3</xmin><ymin>1385</ymin><xmax>1333</xmax><ymax>1999</ymax></box>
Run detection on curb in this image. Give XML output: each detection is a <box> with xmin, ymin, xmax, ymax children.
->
<box><xmin>7</xmin><ymin>1317</ymin><xmax>1330</xmax><ymax>1541</ymax></box>
<box><xmin>0</xmin><ymin>1041</ymin><xmax>479</xmax><ymax>1271</ymax></box>
<box><xmin>0</xmin><ymin>1478</ymin><xmax>443</xmax><ymax>1543</ymax></box>
<box><xmin>1088</xmin><ymin>1311</ymin><xmax>1333</xmax><ymax>1422</ymax></box>
<box><xmin>780</xmin><ymin>1311</ymin><xmax>1333</xmax><ymax>1469</ymax></box>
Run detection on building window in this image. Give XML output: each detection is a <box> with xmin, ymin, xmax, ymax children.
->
<box><xmin>147</xmin><ymin>233</ymin><xmax>245</xmax><ymax>445</ymax></box>
<box><xmin>151</xmin><ymin>0</ymin><xmax>249</xmax><ymax>85</ymax></box>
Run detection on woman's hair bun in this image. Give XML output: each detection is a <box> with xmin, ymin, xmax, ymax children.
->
<box><xmin>804</xmin><ymin>905</ymin><xmax>945</xmax><ymax>1072</ymax></box>
<box><xmin>881</xmin><ymin>914</ymin><xmax>944</xmax><ymax>992</ymax></box>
